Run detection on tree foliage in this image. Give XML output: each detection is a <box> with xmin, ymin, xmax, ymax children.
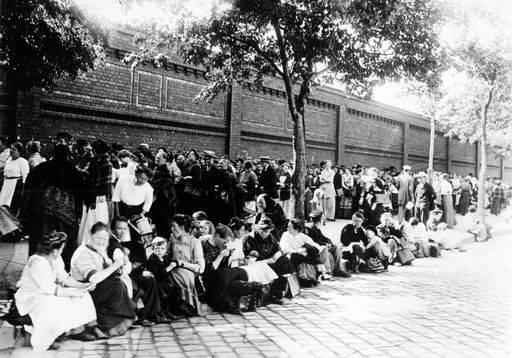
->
<box><xmin>128</xmin><ymin>0</ymin><xmax>444</xmax><ymax>218</ymax></box>
<box><xmin>0</xmin><ymin>0</ymin><xmax>105</xmax><ymax>91</ymax></box>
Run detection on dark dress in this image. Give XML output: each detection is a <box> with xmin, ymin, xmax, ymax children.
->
<box><xmin>243</xmin><ymin>231</ymin><xmax>293</xmax><ymax>276</ymax></box>
<box><xmin>182</xmin><ymin>161</ymin><xmax>202</xmax><ymax>216</ymax></box>
<box><xmin>150</xmin><ymin>164</ymin><xmax>177</xmax><ymax>238</ymax></box>
<box><xmin>458</xmin><ymin>182</ymin><xmax>472</xmax><ymax>215</ymax></box>
<box><xmin>202</xmin><ymin>240</ymin><xmax>250</xmax><ymax>312</ymax></box>
<box><xmin>255</xmin><ymin>194</ymin><xmax>287</xmax><ymax>240</ymax></box>
<box><xmin>339</xmin><ymin>223</ymin><xmax>368</xmax><ymax>270</ymax></box>
<box><xmin>21</xmin><ymin>158</ymin><xmax>85</xmax><ymax>270</ymax></box>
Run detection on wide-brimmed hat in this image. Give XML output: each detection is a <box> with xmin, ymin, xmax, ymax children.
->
<box><xmin>260</xmin><ymin>156</ymin><xmax>270</xmax><ymax>163</ymax></box>
<box><xmin>403</xmin><ymin>165</ymin><xmax>412</xmax><ymax>171</ymax></box>
<box><xmin>309</xmin><ymin>210</ymin><xmax>323</xmax><ymax>219</ymax></box>
<box><xmin>202</xmin><ymin>150</ymin><xmax>218</xmax><ymax>159</ymax></box>
<box><xmin>415</xmin><ymin>171</ymin><xmax>428</xmax><ymax>178</ymax></box>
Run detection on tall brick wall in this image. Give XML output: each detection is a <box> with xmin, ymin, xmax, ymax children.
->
<box><xmin>12</xmin><ymin>29</ymin><xmax>511</xmax><ymax>182</ymax></box>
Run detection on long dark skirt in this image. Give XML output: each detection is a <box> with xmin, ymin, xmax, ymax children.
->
<box><xmin>90</xmin><ymin>276</ymin><xmax>137</xmax><ymax>336</ymax></box>
<box><xmin>267</xmin><ymin>255</ymin><xmax>294</xmax><ymax>276</ymax></box>
<box><xmin>458</xmin><ymin>190</ymin><xmax>471</xmax><ymax>215</ymax></box>
<box><xmin>205</xmin><ymin>267</ymin><xmax>249</xmax><ymax>311</ymax></box>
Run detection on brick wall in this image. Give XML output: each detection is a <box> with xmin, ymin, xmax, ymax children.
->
<box><xmin>12</xmin><ymin>30</ymin><xmax>508</xmax><ymax>178</ymax></box>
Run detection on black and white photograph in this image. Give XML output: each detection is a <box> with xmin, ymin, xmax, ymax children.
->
<box><xmin>0</xmin><ymin>0</ymin><xmax>511</xmax><ymax>356</ymax></box>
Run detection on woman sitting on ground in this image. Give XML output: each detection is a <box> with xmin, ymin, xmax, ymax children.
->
<box><xmin>15</xmin><ymin>231</ymin><xmax>97</xmax><ymax>351</ymax></box>
<box><xmin>280</xmin><ymin>218</ymin><xmax>331</xmax><ymax>282</ymax></box>
<box><xmin>427</xmin><ymin>209</ymin><xmax>466</xmax><ymax>252</ymax></box>
<box><xmin>363</xmin><ymin>226</ymin><xmax>391</xmax><ymax>271</ymax></box>
<box><xmin>339</xmin><ymin>212</ymin><xmax>368</xmax><ymax>273</ymax></box>
<box><xmin>167</xmin><ymin>214</ymin><xmax>211</xmax><ymax>316</ymax></box>
<box><xmin>403</xmin><ymin>218</ymin><xmax>431</xmax><ymax>258</ymax></box>
<box><xmin>376</xmin><ymin>212</ymin><xmax>406</xmax><ymax>263</ymax></box>
<box><xmin>229</xmin><ymin>217</ymin><xmax>279</xmax><ymax>286</ymax></box>
<box><xmin>197</xmin><ymin>220</ymin><xmax>216</xmax><ymax>242</ymax></box>
<box><xmin>305</xmin><ymin>210</ymin><xmax>350</xmax><ymax>277</ymax></box>
<box><xmin>463</xmin><ymin>205</ymin><xmax>488</xmax><ymax>242</ymax></box>
<box><xmin>202</xmin><ymin>225</ymin><xmax>264</xmax><ymax>313</ymax></box>
<box><xmin>255</xmin><ymin>194</ymin><xmax>287</xmax><ymax>240</ymax></box>
<box><xmin>244</xmin><ymin>218</ymin><xmax>294</xmax><ymax>277</ymax></box>
<box><xmin>71</xmin><ymin>222</ymin><xmax>137</xmax><ymax>338</ymax></box>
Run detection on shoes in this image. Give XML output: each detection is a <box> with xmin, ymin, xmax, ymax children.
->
<box><xmin>91</xmin><ymin>327</ymin><xmax>108</xmax><ymax>339</ymax></box>
<box><xmin>151</xmin><ymin>315</ymin><xmax>171</xmax><ymax>324</ymax></box>
<box><xmin>135</xmin><ymin>319</ymin><xmax>155</xmax><ymax>327</ymax></box>
<box><xmin>71</xmin><ymin>331</ymin><xmax>96</xmax><ymax>342</ymax></box>
<box><xmin>268</xmin><ymin>296</ymin><xmax>284</xmax><ymax>305</ymax></box>
<box><xmin>317</xmin><ymin>273</ymin><xmax>332</xmax><ymax>282</ymax></box>
<box><xmin>332</xmin><ymin>269</ymin><xmax>351</xmax><ymax>278</ymax></box>
<box><xmin>48</xmin><ymin>342</ymin><xmax>61</xmax><ymax>350</ymax></box>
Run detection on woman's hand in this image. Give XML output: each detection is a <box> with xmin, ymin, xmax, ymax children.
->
<box><xmin>297</xmin><ymin>247</ymin><xmax>307</xmax><ymax>256</ymax></box>
<box><xmin>68</xmin><ymin>288</ymin><xmax>86</xmax><ymax>298</ymax></box>
<box><xmin>219</xmin><ymin>249</ymin><xmax>232</xmax><ymax>258</ymax></box>
<box><xmin>166</xmin><ymin>261</ymin><xmax>177</xmax><ymax>272</ymax></box>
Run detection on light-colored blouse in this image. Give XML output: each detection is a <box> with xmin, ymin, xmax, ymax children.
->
<box><xmin>320</xmin><ymin>168</ymin><xmax>336</xmax><ymax>198</ymax></box>
<box><xmin>440</xmin><ymin>180</ymin><xmax>453</xmax><ymax>195</ymax></box>
<box><xmin>280</xmin><ymin>231</ymin><xmax>321</xmax><ymax>255</ymax></box>
<box><xmin>169</xmin><ymin>234</ymin><xmax>205</xmax><ymax>274</ymax></box>
<box><xmin>15</xmin><ymin>255</ymin><xmax>69</xmax><ymax>314</ymax></box>
<box><xmin>3</xmin><ymin>157</ymin><xmax>29</xmax><ymax>182</ymax></box>
<box><xmin>112</xmin><ymin>175</ymin><xmax>154</xmax><ymax>212</ymax></box>
<box><xmin>70</xmin><ymin>245</ymin><xmax>111</xmax><ymax>282</ymax></box>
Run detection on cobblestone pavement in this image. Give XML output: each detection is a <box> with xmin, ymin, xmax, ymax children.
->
<box><xmin>2</xmin><ymin>228</ymin><xmax>511</xmax><ymax>358</ymax></box>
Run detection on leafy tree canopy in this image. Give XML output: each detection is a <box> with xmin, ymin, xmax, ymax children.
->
<box><xmin>0</xmin><ymin>0</ymin><xmax>105</xmax><ymax>91</ymax></box>
<box><xmin>129</xmin><ymin>0</ymin><xmax>444</xmax><ymax>103</ymax></box>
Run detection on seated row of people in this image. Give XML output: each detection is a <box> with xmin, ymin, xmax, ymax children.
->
<box><xmin>14</xmin><ymin>201</ymin><xmax>480</xmax><ymax>351</ymax></box>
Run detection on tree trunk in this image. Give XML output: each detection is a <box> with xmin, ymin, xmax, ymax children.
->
<box><xmin>477</xmin><ymin>88</ymin><xmax>493</xmax><ymax>224</ymax></box>
<box><xmin>428</xmin><ymin>116</ymin><xmax>435</xmax><ymax>183</ymax></box>
<box><xmin>292</xmin><ymin>111</ymin><xmax>307</xmax><ymax>220</ymax></box>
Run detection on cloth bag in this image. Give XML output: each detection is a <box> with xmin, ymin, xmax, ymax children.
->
<box><xmin>397</xmin><ymin>248</ymin><xmax>415</xmax><ymax>265</ymax></box>
<box><xmin>297</xmin><ymin>263</ymin><xmax>318</xmax><ymax>287</ymax></box>
<box><xmin>283</xmin><ymin>273</ymin><xmax>301</xmax><ymax>299</ymax></box>
<box><xmin>366</xmin><ymin>257</ymin><xmax>385</xmax><ymax>273</ymax></box>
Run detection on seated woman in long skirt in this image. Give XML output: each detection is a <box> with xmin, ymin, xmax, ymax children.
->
<box><xmin>71</xmin><ymin>222</ymin><xmax>137</xmax><ymax>337</ymax></box>
<box><xmin>167</xmin><ymin>214</ymin><xmax>211</xmax><ymax>316</ymax></box>
<box><xmin>202</xmin><ymin>225</ymin><xmax>264</xmax><ymax>313</ymax></box>
<box><xmin>376</xmin><ymin>212</ymin><xmax>406</xmax><ymax>263</ymax></box>
<box><xmin>280</xmin><ymin>218</ymin><xmax>330</xmax><ymax>282</ymax></box>
<box><xmin>15</xmin><ymin>231</ymin><xmax>97</xmax><ymax>351</ymax></box>
<box><xmin>339</xmin><ymin>212</ymin><xmax>368</xmax><ymax>273</ymax></box>
<box><xmin>463</xmin><ymin>205</ymin><xmax>488</xmax><ymax>242</ymax></box>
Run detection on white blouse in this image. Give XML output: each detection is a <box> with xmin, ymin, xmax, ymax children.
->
<box><xmin>280</xmin><ymin>232</ymin><xmax>321</xmax><ymax>254</ymax></box>
<box><xmin>440</xmin><ymin>180</ymin><xmax>453</xmax><ymax>195</ymax></box>
<box><xmin>3</xmin><ymin>157</ymin><xmax>29</xmax><ymax>182</ymax></box>
<box><xmin>112</xmin><ymin>175</ymin><xmax>154</xmax><ymax>212</ymax></box>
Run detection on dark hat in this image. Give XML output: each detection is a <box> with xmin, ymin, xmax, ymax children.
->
<box><xmin>258</xmin><ymin>218</ymin><xmax>274</xmax><ymax>231</ymax></box>
<box><xmin>277</xmin><ymin>159</ymin><xmax>286</xmax><ymax>165</ymax></box>
<box><xmin>91</xmin><ymin>139</ymin><xmax>111</xmax><ymax>155</ymax></box>
<box><xmin>260</xmin><ymin>156</ymin><xmax>270</xmax><ymax>162</ymax></box>
<box><xmin>202</xmin><ymin>150</ymin><xmax>218</xmax><ymax>159</ymax></box>
<box><xmin>365</xmin><ymin>225</ymin><xmax>378</xmax><ymax>236</ymax></box>
<box><xmin>56</xmin><ymin>132</ymin><xmax>73</xmax><ymax>141</ymax></box>
<box><xmin>432</xmin><ymin>208</ymin><xmax>443</xmax><ymax>214</ymax></box>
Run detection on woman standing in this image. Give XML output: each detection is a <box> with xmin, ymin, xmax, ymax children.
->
<box><xmin>182</xmin><ymin>149</ymin><xmax>202</xmax><ymax>216</ymax></box>
<box><xmin>112</xmin><ymin>165</ymin><xmax>154</xmax><ymax>240</ymax></box>
<box><xmin>25</xmin><ymin>141</ymin><xmax>46</xmax><ymax>170</ymax></box>
<box><xmin>16</xmin><ymin>231</ymin><xmax>97</xmax><ymax>351</ymax></box>
<box><xmin>167</xmin><ymin>214</ymin><xmax>211</xmax><ymax>316</ymax></box>
<box><xmin>458</xmin><ymin>177</ymin><xmax>473</xmax><ymax>215</ymax></box>
<box><xmin>320</xmin><ymin>160</ymin><xmax>336</xmax><ymax>221</ymax></box>
<box><xmin>342</xmin><ymin>168</ymin><xmax>355</xmax><ymax>197</ymax></box>
<box><xmin>277</xmin><ymin>162</ymin><xmax>293</xmax><ymax>220</ymax></box>
<box><xmin>238</xmin><ymin>161</ymin><xmax>259</xmax><ymax>224</ymax></box>
<box><xmin>490</xmin><ymin>180</ymin><xmax>505</xmax><ymax>215</ymax></box>
<box><xmin>21</xmin><ymin>145</ymin><xmax>85</xmax><ymax>268</ymax></box>
<box><xmin>440</xmin><ymin>173</ymin><xmax>456</xmax><ymax>227</ymax></box>
<box><xmin>0</xmin><ymin>142</ymin><xmax>29</xmax><ymax>214</ymax></box>
<box><xmin>432</xmin><ymin>172</ymin><xmax>443</xmax><ymax>209</ymax></box>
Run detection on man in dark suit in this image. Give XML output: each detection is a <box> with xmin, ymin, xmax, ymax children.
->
<box><xmin>413</xmin><ymin>171</ymin><xmax>436</xmax><ymax>225</ymax></box>
<box><xmin>396</xmin><ymin>165</ymin><xmax>414</xmax><ymax>223</ymax></box>
<box><xmin>201</xmin><ymin>150</ymin><xmax>221</xmax><ymax>222</ymax></box>
<box><xmin>258</xmin><ymin>156</ymin><xmax>279</xmax><ymax>199</ymax></box>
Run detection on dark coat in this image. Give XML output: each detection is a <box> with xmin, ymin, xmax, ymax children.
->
<box><xmin>259</xmin><ymin>166</ymin><xmax>279</xmax><ymax>199</ymax></box>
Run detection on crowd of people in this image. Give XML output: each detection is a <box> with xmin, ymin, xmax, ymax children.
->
<box><xmin>0</xmin><ymin>133</ymin><xmax>509</xmax><ymax>351</ymax></box>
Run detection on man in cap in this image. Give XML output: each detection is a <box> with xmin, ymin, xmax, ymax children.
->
<box><xmin>413</xmin><ymin>171</ymin><xmax>436</xmax><ymax>225</ymax></box>
<box><xmin>396</xmin><ymin>165</ymin><xmax>414</xmax><ymax>223</ymax></box>
<box><xmin>259</xmin><ymin>156</ymin><xmax>279</xmax><ymax>199</ymax></box>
